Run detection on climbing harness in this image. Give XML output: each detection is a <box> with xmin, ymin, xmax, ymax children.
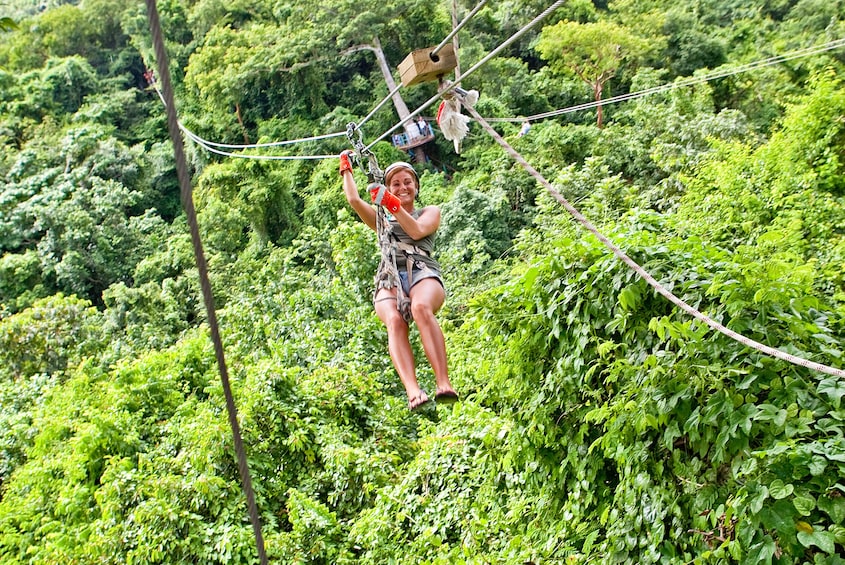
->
<box><xmin>346</xmin><ymin>124</ymin><xmax>414</xmax><ymax>322</ymax></box>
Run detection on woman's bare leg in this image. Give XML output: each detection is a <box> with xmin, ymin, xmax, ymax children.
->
<box><xmin>409</xmin><ymin>279</ymin><xmax>456</xmax><ymax>397</ymax></box>
<box><xmin>374</xmin><ymin>289</ymin><xmax>427</xmax><ymax>408</ymax></box>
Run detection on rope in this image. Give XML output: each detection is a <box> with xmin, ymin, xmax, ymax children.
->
<box><xmin>374</xmin><ymin>206</ymin><xmax>413</xmax><ymax>323</ymax></box>
<box><xmin>182</xmin><ymin>128</ymin><xmax>347</xmax><ymax>150</ymax></box>
<box><xmin>144</xmin><ymin>2</ymin><xmax>269</xmax><ymax>563</ymax></box>
<box><xmin>430</xmin><ymin>0</ymin><xmax>489</xmax><ymax>58</ymax></box>
<box><xmin>151</xmin><ymin>84</ymin><xmax>340</xmax><ymax>160</ymax></box>
<box><xmin>183</xmin><ymin>128</ymin><xmax>338</xmax><ymax>160</ymax></box>
<box><xmin>357</xmin><ymin>84</ymin><xmax>404</xmax><ymax>131</ymax></box>
<box><xmin>484</xmin><ymin>37</ymin><xmax>845</xmax><ymax>123</ymax></box>
<box><xmin>365</xmin><ymin>0</ymin><xmax>566</xmax><ymax>151</ymax></box>
<box><xmin>462</xmin><ymin>100</ymin><xmax>845</xmax><ymax>379</ymax></box>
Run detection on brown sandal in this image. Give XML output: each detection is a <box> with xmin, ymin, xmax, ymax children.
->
<box><xmin>435</xmin><ymin>390</ymin><xmax>459</xmax><ymax>404</ymax></box>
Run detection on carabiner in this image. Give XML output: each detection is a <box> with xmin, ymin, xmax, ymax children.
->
<box><xmin>345</xmin><ymin>122</ymin><xmax>383</xmax><ymax>183</ymax></box>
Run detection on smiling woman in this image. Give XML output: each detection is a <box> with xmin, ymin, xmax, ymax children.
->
<box><xmin>340</xmin><ymin>155</ymin><xmax>458</xmax><ymax>411</ymax></box>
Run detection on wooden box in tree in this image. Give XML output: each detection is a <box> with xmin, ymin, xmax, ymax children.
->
<box><xmin>398</xmin><ymin>44</ymin><xmax>457</xmax><ymax>87</ymax></box>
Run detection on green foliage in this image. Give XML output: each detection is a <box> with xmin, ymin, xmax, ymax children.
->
<box><xmin>450</xmin><ymin>200</ymin><xmax>845</xmax><ymax>562</ymax></box>
<box><xmin>0</xmin><ymin>250</ymin><xmax>48</xmax><ymax>313</ymax></box>
<box><xmin>2</xmin><ymin>1</ymin><xmax>845</xmax><ymax>563</ymax></box>
<box><xmin>196</xmin><ymin>157</ymin><xmax>300</xmax><ymax>248</ymax></box>
<box><xmin>0</xmin><ymin>293</ymin><xmax>104</xmax><ymax>379</ymax></box>
<box><xmin>536</xmin><ymin>18</ymin><xmax>655</xmax><ymax>120</ymax></box>
<box><xmin>439</xmin><ymin>185</ymin><xmax>512</xmax><ymax>263</ymax></box>
<box><xmin>0</xmin><ymin>293</ymin><xmax>106</xmax><ymax>491</ymax></box>
<box><xmin>660</xmin><ymin>7</ymin><xmax>727</xmax><ymax>76</ymax></box>
<box><xmin>677</xmin><ymin>70</ymin><xmax>845</xmax><ymax>298</ymax></box>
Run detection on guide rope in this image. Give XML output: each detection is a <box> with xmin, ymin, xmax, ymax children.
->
<box><xmin>149</xmin><ymin>82</ymin><xmax>342</xmax><ymax>159</ymax></box>
<box><xmin>460</xmin><ymin>95</ymin><xmax>845</xmax><ymax>379</ymax></box>
<box><xmin>144</xmin><ymin>1</ymin><xmax>269</xmax><ymax>563</ymax></box>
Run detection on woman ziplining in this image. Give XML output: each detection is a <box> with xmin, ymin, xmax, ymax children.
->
<box><xmin>339</xmin><ymin>152</ymin><xmax>459</xmax><ymax>411</ymax></box>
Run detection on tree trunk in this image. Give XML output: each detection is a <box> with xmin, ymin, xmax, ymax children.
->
<box><xmin>451</xmin><ymin>0</ymin><xmax>461</xmax><ymax>80</ymax></box>
<box><xmin>371</xmin><ymin>36</ymin><xmax>427</xmax><ymax>164</ymax></box>
<box><xmin>593</xmin><ymin>81</ymin><xmax>604</xmax><ymax>129</ymax></box>
<box><xmin>235</xmin><ymin>103</ymin><xmax>251</xmax><ymax>144</ymax></box>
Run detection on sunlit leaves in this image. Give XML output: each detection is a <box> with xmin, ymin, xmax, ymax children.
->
<box><xmin>1</xmin><ymin>0</ymin><xmax>845</xmax><ymax>563</ymax></box>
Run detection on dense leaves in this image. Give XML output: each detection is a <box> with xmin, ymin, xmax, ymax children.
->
<box><xmin>1</xmin><ymin>0</ymin><xmax>844</xmax><ymax>563</ymax></box>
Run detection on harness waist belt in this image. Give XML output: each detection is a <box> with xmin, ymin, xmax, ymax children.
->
<box><xmin>394</xmin><ymin>241</ymin><xmax>430</xmax><ymax>257</ymax></box>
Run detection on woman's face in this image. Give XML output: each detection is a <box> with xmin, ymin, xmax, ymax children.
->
<box><xmin>387</xmin><ymin>170</ymin><xmax>417</xmax><ymax>205</ymax></box>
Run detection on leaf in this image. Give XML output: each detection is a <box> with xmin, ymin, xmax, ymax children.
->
<box><xmin>742</xmin><ymin>537</ymin><xmax>776</xmax><ymax>565</ymax></box>
<box><xmin>523</xmin><ymin>266</ymin><xmax>540</xmax><ymax>290</ymax></box>
<box><xmin>808</xmin><ymin>455</ymin><xmax>827</xmax><ymax>476</ymax></box>
<box><xmin>768</xmin><ymin>479</ymin><xmax>794</xmax><ymax>499</ymax></box>
<box><xmin>618</xmin><ymin>285</ymin><xmax>640</xmax><ymax>311</ymax></box>
<box><xmin>748</xmin><ymin>485</ymin><xmax>769</xmax><ymax>514</ymax></box>
<box><xmin>818</xmin><ymin>378</ymin><xmax>845</xmax><ymax>408</ymax></box>
<box><xmin>582</xmin><ymin>529</ymin><xmax>599</xmax><ymax>554</ymax></box>
<box><xmin>759</xmin><ymin>500</ymin><xmax>794</xmax><ymax>534</ymax></box>
<box><xmin>793</xmin><ymin>493</ymin><xmax>816</xmax><ymax>516</ymax></box>
<box><xmin>796</xmin><ymin>521</ymin><xmax>813</xmax><ymax>534</ymax></box>
<box><xmin>818</xmin><ymin>495</ymin><xmax>845</xmax><ymax>523</ymax></box>
<box><xmin>831</xmin><ymin>525</ymin><xmax>845</xmax><ymax>544</ymax></box>
<box><xmin>797</xmin><ymin>528</ymin><xmax>836</xmax><ymax>553</ymax></box>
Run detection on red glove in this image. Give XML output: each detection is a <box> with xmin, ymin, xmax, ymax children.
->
<box><xmin>339</xmin><ymin>151</ymin><xmax>354</xmax><ymax>176</ymax></box>
<box><xmin>369</xmin><ymin>183</ymin><xmax>401</xmax><ymax>213</ymax></box>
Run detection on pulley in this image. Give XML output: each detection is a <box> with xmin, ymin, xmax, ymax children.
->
<box><xmin>398</xmin><ymin>43</ymin><xmax>458</xmax><ymax>87</ymax></box>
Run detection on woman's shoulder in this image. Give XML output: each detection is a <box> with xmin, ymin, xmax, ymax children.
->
<box><xmin>415</xmin><ymin>204</ymin><xmax>441</xmax><ymax>216</ymax></box>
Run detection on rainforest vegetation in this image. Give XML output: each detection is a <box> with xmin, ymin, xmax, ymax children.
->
<box><xmin>1</xmin><ymin>0</ymin><xmax>845</xmax><ymax>563</ymax></box>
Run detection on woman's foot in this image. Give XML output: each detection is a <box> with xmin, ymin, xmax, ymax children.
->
<box><xmin>434</xmin><ymin>388</ymin><xmax>459</xmax><ymax>404</ymax></box>
<box><xmin>408</xmin><ymin>389</ymin><xmax>430</xmax><ymax>411</ymax></box>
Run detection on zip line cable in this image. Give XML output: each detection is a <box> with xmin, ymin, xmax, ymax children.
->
<box><xmin>430</xmin><ymin>0</ymin><xmax>489</xmax><ymax>58</ymax></box>
<box><xmin>357</xmin><ymin>84</ymin><xmax>404</xmax><ymax>131</ymax></box>
<box><xmin>183</xmin><ymin>128</ymin><xmax>338</xmax><ymax>160</ymax></box>
<box><xmin>461</xmin><ymin>99</ymin><xmax>845</xmax><ymax>379</ymax></box>
<box><xmin>484</xmin><ymin>37</ymin><xmax>845</xmax><ymax>123</ymax></box>
<box><xmin>154</xmin><ymin>10</ymin><xmax>843</xmax><ymax>161</ymax></box>
<box><xmin>147</xmin><ymin>0</ymin><xmax>492</xmax><ymax>158</ymax></box>
<box><xmin>144</xmin><ymin>1</ymin><xmax>269</xmax><ymax>563</ymax></box>
<box><xmin>365</xmin><ymin>0</ymin><xmax>567</xmax><ymax>151</ymax></box>
<box><xmin>352</xmin><ymin>0</ymin><xmax>489</xmax><ymax>131</ymax></box>
<box><xmin>185</xmin><ymin>128</ymin><xmax>347</xmax><ymax>150</ymax></box>
<box><xmin>179</xmin><ymin>33</ymin><xmax>845</xmax><ymax>159</ymax></box>
<box><xmin>151</xmin><ymin>85</ymin><xmax>341</xmax><ymax>159</ymax></box>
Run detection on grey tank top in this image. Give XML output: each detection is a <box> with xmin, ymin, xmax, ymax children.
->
<box><xmin>389</xmin><ymin>208</ymin><xmax>440</xmax><ymax>271</ymax></box>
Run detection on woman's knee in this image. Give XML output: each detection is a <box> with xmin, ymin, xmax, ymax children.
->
<box><xmin>378</xmin><ymin>306</ymin><xmax>408</xmax><ymax>333</ymax></box>
<box><xmin>410</xmin><ymin>300</ymin><xmax>436</xmax><ymax>324</ymax></box>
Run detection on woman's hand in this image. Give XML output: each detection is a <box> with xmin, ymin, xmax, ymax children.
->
<box><xmin>339</xmin><ymin>150</ymin><xmax>354</xmax><ymax>176</ymax></box>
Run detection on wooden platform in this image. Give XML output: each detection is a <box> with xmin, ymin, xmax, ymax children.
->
<box><xmin>392</xmin><ymin>132</ymin><xmax>435</xmax><ymax>151</ymax></box>
<box><xmin>392</xmin><ymin>122</ymin><xmax>434</xmax><ymax>151</ymax></box>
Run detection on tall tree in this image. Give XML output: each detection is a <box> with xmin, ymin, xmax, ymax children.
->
<box><xmin>536</xmin><ymin>20</ymin><xmax>650</xmax><ymax>127</ymax></box>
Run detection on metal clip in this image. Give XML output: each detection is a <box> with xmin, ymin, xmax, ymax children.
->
<box><xmin>345</xmin><ymin>122</ymin><xmax>384</xmax><ymax>183</ymax></box>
